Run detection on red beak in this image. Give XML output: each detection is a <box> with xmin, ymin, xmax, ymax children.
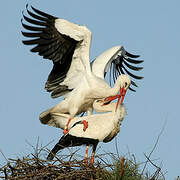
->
<box><xmin>115</xmin><ymin>88</ymin><xmax>127</xmax><ymax>111</ymax></box>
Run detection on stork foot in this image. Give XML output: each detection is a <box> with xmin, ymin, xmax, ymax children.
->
<box><xmin>63</xmin><ymin>128</ymin><xmax>69</xmax><ymax>135</ymax></box>
<box><xmin>90</xmin><ymin>156</ymin><xmax>94</xmax><ymax>165</ymax></box>
<box><xmin>84</xmin><ymin>145</ymin><xmax>89</xmax><ymax>165</ymax></box>
<box><xmin>63</xmin><ymin>118</ymin><xmax>72</xmax><ymax>135</ymax></box>
<box><xmin>84</xmin><ymin>157</ymin><xmax>88</xmax><ymax>164</ymax></box>
<box><xmin>82</xmin><ymin>120</ymin><xmax>88</xmax><ymax>131</ymax></box>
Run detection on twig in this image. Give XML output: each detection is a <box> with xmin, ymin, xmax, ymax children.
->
<box><xmin>96</xmin><ymin>155</ymin><xmax>113</xmax><ymax>170</ymax></box>
<box><xmin>144</xmin><ymin>154</ymin><xmax>165</xmax><ymax>180</ymax></box>
<box><xmin>68</xmin><ymin>148</ymin><xmax>80</xmax><ymax>162</ymax></box>
<box><xmin>45</xmin><ymin>148</ymin><xmax>64</xmax><ymax>164</ymax></box>
<box><xmin>115</xmin><ymin>137</ymin><xmax>120</xmax><ymax>159</ymax></box>
<box><xmin>141</xmin><ymin>121</ymin><xmax>166</xmax><ymax>175</ymax></box>
<box><xmin>3</xmin><ymin>167</ymin><xmax>7</xmax><ymax>179</ymax></box>
<box><xmin>0</xmin><ymin>149</ymin><xmax>9</xmax><ymax>162</ymax></box>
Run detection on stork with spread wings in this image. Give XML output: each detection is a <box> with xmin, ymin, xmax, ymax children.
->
<box><xmin>21</xmin><ymin>5</ymin><xmax>143</xmax><ymax>134</ymax></box>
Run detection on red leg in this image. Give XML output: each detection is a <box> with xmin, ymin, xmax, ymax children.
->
<box><xmin>90</xmin><ymin>143</ymin><xmax>97</xmax><ymax>165</ymax></box>
<box><xmin>84</xmin><ymin>145</ymin><xmax>89</xmax><ymax>164</ymax></box>
<box><xmin>63</xmin><ymin>118</ymin><xmax>72</xmax><ymax>135</ymax></box>
<box><xmin>90</xmin><ymin>152</ymin><xmax>95</xmax><ymax>165</ymax></box>
<box><xmin>82</xmin><ymin>120</ymin><xmax>88</xmax><ymax>131</ymax></box>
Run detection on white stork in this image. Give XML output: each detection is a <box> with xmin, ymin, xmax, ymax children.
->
<box><xmin>21</xmin><ymin>5</ymin><xmax>143</xmax><ymax>134</ymax></box>
<box><xmin>46</xmin><ymin>98</ymin><xmax>127</xmax><ymax>164</ymax></box>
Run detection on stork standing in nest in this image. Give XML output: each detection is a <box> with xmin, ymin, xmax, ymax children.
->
<box><xmin>46</xmin><ymin>98</ymin><xmax>127</xmax><ymax>164</ymax></box>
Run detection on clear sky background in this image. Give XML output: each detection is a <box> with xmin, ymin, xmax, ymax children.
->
<box><xmin>0</xmin><ymin>0</ymin><xmax>179</xmax><ymax>179</ymax></box>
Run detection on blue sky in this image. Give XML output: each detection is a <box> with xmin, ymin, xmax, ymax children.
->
<box><xmin>0</xmin><ymin>0</ymin><xmax>180</xmax><ymax>179</ymax></box>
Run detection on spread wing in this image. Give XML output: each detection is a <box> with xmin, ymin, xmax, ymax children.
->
<box><xmin>21</xmin><ymin>5</ymin><xmax>91</xmax><ymax>98</ymax></box>
<box><xmin>91</xmin><ymin>46</ymin><xmax>143</xmax><ymax>92</ymax></box>
<box><xmin>109</xmin><ymin>48</ymin><xmax>143</xmax><ymax>91</ymax></box>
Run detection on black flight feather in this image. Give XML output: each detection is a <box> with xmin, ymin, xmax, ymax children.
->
<box><xmin>22</xmin><ymin>5</ymin><xmax>78</xmax><ymax>98</ymax></box>
<box><xmin>108</xmin><ymin>48</ymin><xmax>144</xmax><ymax>92</ymax></box>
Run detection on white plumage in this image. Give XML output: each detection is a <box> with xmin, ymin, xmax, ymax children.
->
<box><xmin>46</xmin><ymin>99</ymin><xmax>127</xmax><ymax>162</ymax></box>
<box><xmin>62</xmin><ymin>100</ymin><xmax>126</xmax><ymax>141</ymax></box>
<box><xmin>41</xmin><ymin>99</ymin><xmax>126</xmax><ymax>141</ymax></box>
<box><xmin>22</xmin><ymin>5</ymin><xmax>143</xmax><ymax>134</ymax></box>
<box><xmin>39</xmin><ymin>74</ymin><xmax>130</xmax><ymax>125</ymax></box>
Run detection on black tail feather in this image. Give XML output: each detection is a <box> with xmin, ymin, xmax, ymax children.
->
<box><xmin>47</xmin><ymin>135</ymin><xmax>99</xmax><ymax>160</ymax></box>
<box><xmin>47</xmin><ymin>141</ymin><xmax>65</xmax><ymax>160</ymax></box>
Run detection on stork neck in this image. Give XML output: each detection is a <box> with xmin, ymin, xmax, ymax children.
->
<box><xmin>93</xmin><ymin>101</ymin><xmax>116</xmax><ymax>112</ymax></box>
<box><xmin>110</xmin><ymin>79</ymin><xmax>121</xmax><ymax>96</ymax></box>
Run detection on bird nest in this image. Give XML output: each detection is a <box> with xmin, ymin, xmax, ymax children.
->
<box><xmin>0</xmin><ymin>154</ymin><xmax>112</xmax><ymax>180</ymax></box>
<box><xmin>0</xmin><ymin>152</ymin><xmax>165</xmax><ymax>180</ymax></box>
<box><xmin>0</xmin><ymin>139</ymin><xmax>166</xmax><ymax>180</ymax></box>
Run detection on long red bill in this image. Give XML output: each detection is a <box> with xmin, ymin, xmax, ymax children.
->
<box><xmin>115</xmin><ymin>88</ymin><xmax>127</xmax><ymax>111</ymax></box>
<box><xmin>120</xmin><ymin>88</ymin><xmax>127</xmax><ymax>105</ymax></box>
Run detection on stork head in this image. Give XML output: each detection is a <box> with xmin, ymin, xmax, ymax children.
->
<box><xmin>118</xmin><ymin>74</ymin><xmax>131</xmax><ymax>91</ymax></box>
<box><xmin>115</xmin><ymin>75</ymin><xmax>131</xmax><ymax>110</ymax></box>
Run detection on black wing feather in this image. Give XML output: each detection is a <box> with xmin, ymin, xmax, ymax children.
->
<box><xmin>109</xmin><ymin>48</ymin><xmax>144</xmax><ymax>92</ymax></box>
<box><xmin>125</xmin><ymin>51</ymin><xmax>140</xmax><ymax>58</ymax></box>
<box><xmin>22</xmin><ymin>5</ymin><xmax>78</xmax><ymax>98</ymax></box>
<box><xmin>21</xmin><ymin>31</ymin><xmax>45</xmax><ymax>38</ymax></box>
<box><xmin>124</xmin><ymin>57</ymin><xmax>144</xmax><ymax>64</ymax></box>
<box><xmin>122</xmin><ymin>64</ymin><xmax>143</xmax><ymax>80</ymax></box>
<box><xmin>131</xmin><ymin>80</ymin><xmax>138</xmax><ymax>87</ymax></box>
<box><xmin>23</xmin><ymin>14</ymin><xmax>47</xmax><ymax>26</ymax></box>
<box><xmin>129</xmin><ymin>87</ymin><xmax>136</xmax><ymax>92</ymax></box>
<box><xmin>22</xmin><ymin>21</ymin><xmax>45</xmax><ymax>31</ymax></box>
<box><xmin>26</xmin><ymin>8</ymin><xmax>49</xmax><ymax>22</ymax></box>
<box><xmin>23</xmin><ymin>38</ymin><xmax>49</xmax><ymax>45</ymax></box>
<box><xmin>123</xmin><ymin>60</ymin><xmax>143</xmax><ymax>71</ymax></box>
<box><xmin>31</xmin><ymin>5</ymin><xmax>56</xmax><ymax>19</ymax></box>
